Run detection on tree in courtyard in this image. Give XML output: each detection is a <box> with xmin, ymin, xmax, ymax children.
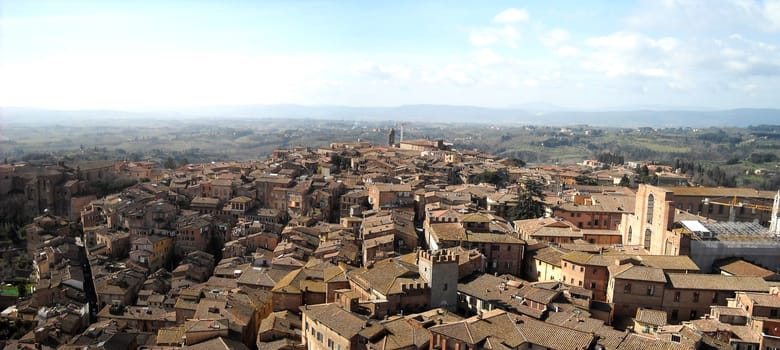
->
<box><xmin>507</xmin><ymin>179</ymin><xmax>546</xmax><ymax>221</ymax></box>
<box><xmin>164</xmin><ymin>156</ymin><xmax>176</xmax><ymax>169</ymax></box>
<box><xmin>619</xmin><ymin>174</ymin><xmax>631</xmax><ymax>187</ymax></box>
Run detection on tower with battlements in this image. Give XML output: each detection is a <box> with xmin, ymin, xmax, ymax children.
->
<box><xmin>418</xmin><ymin>249</ymin><xmax>459</xmax><ymax>310</ymax></box>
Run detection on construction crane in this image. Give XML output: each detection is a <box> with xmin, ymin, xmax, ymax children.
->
<box><xmin>702</xmin><ymin>195</ymin><xmax>773</xmax><ymax>222</ymax></box>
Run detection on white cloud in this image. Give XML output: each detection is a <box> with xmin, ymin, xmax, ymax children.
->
<box><xmin>469</xmin><ymin>30</ymin><xmax>499</xmax><ymax>46</ymax></box>
<box><xmin>624</xmin><ymin>0</ymin><xmax>780</xmax><ymax>32</ymax></box>
<box><xmin>472</xmin><ymin>48</ymin><xmax>503</xmax><ymax>66</ymax></box>
<box><xmin>581</xmin><ymin>32</ymin><xmax>683</xmax><ymax>80</ymax></box>
<box><xmin>352</xmin><ymin>61</ymin><xmax>411</xmax><ymax>82</ymax></box>
<box><xmin>763</xmin><ymin>0</ymin><xmax>780</xmax><ymax>31</ymax></box>
<box><xmin>556</xmin><ymin>45</ymin><xmax>581</xmax><ymax>57</ymax></box>
<box><xmin>469</xmin><ymin>26</ymin><xmax>520</xmax><ymax>48</ymax></box>
<box><xmin>540</xmin><ymin>28</ymin><xmax>570</xmax><ymax>47</ymax></box>
<box><xmin>493</xmin><ymin>8</ymin><xmax>529</xmax><ymax>24</ymax></box>
<box><xmin>0</xmin><ymin>50</ymin><xmax>332</xmax><ymax>108</ymax></box>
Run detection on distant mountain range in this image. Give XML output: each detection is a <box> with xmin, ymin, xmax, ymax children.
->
<box><xmin>2</xmin><ymin>105</ymin><xmax>779</xmax><ymax>128</ymax></box>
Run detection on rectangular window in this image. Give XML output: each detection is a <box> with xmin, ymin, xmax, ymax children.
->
<box><xmin>674</xmin><ymin>292</ymin><xmax>680</xmax><ymax>302</ymax></box>
<box><xmin>772</xmin><ymin>309</ymin><xmax>778</xmax><ymax>317</ymax></box>
<box><xmin>647</xmin><ymin>286</ymin><xmax>655</xmax><ymax>296</ymax></box>
<box><xmin>671</xmin><ymin>309</ymin><xmax>679</xmax><ymax>321</ymax></box>
<box><xmin>624</xmin><ymin>283</ymin><xmax>632</xmax><ymax>293</ymax></box>
<box><xmin>693</xmin><ymin>292</ymin><xmax>700</xmax><ymax>302</ymax></box>
<box><xmin>317</xmin><ymin>332</ymin><xmax>323</xmax><ymax>342</ymax></box>
<box><xmin>590</xmin><ymin>282</ymin><xmax>596</xmax><ymax>289</ymax></box>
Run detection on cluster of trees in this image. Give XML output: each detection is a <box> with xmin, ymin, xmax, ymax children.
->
<box><xmin>506</xmin><ymin>179</ymin><xmax>546</xmax><ymax>221</ymax></box>
<box><xmin>84</xmin><ymin>174</ymin><xmax>138</xmax><ymax>197</ymax></box>
<box><xmin>540</xmin><ymin>137</ymin><xmax>574</xmax><ymax>148</ymax></box>
<box><xmin>470</xmin><ymin>171</ymin><xmax>507</xmax><ymax>186</ymax></box>
<box><xmin>597</xmin><ymin>152</ymin><xmax>624</xmax><ymax>165</ymax></box>
<box><xmin>749</xmin><ymin>153</ymin><xmax>779</xmax><ymax>164</ymax></box>
<box><xmin>636</xmin><ymin>165</ymin><xmax>659</xmax><ymax>186</ymax></box>
<box><xmin>673</xmin><ymin>160</ymin><xmax>738</xmax><ymax>187</ymax></box>
<box><xmin>575</xmin><ymin>175</ymin><xmax>598</xmax><ymax>185</ymax></box>
<box><xmin>696</xmin><ymin>130</ymin><xmax>742</xmax><ymax>144</ymax></box>
<box><xmin>691</xmin><ymin>166</ymin><xmax>738</xmax><ymax>187</ymax></box>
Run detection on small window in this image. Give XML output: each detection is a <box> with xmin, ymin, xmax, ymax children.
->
<box><xmin>590</xmin><ymin>282</ymin><xmax>596</xmax><ymax>289</ymax></box>
<box><xmin>647</xmin><ymin>286</ymin><xmax>655</xmax><ymax>296</ymax></box>
<box><xmin>624</xmin><ymin>283</ymin><xmax>632</xmax><ymax>293</ymax></box>
<box><xmin>671</xmin><ymin>309</ymin><xmax>679</xmax><ymax>321</ymax></box>
<box><xmin>674</xmin><ymin>292</ymin><xmax>680</xmax><ymax>302</ymax></box>
<box><xmin>771</xmin><ymin>309</ymin><xmax>778</xmax><ymax>317</ymax></box>
<box><xmin>693</xmin><ymin>292</ymin><xmax>700</xmax><ymax>302</ymax></box>
<box><xmin>443</xmin><ymin>283</ymin><xmax>448</xmax><ymax>291</ymax></box>
<box><xmin>580</xmin><ymin>267</ymin><xmax>584</xmax><ymax>272</ymax></box>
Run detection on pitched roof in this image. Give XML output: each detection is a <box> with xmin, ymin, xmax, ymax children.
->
<box><xmin>666</xmin><ymin>274</ymin><xmax>768</xmax><ymax>292</ymax></box>
<box><xmin>429</xmin><ymin>309</ymin><xmax>594</xmax><ymax>350</ymax></box>
<box><xmin>609</xmin><ymin>265</ymin><xmax>667</xmax><ymax>283</ymax></box>
<box><xmin>616</xmin><ymin>333</ymin><xmax>691</xmax><ymax>350</ymax></box>
<box><xmin>531</xmin><ymin>246</ymin><xmax>570</xmax><ymax>267</ymax></box>
<box><xmin>348</xmin><ymin>257</ymin><xmax>422</xmax><ymax>296</ymax></box>
<box><xmin>302</xmin><ymin>303</ymin><xmax>369</xmax><ymax>339</ymax></box>
<box><xmin>183</xmin><ymin>336</ymin><xmax>250</xmax><ymax>350</ymax></box>
<box><xmin>635</xmin><ymin>308</ymin><xmax>667</xmax><ymax>327</ymax></box>
<box><xmin>717</xmin><ymin>259</ymin><xmax>776</xmax><ymax>278</ymax></box>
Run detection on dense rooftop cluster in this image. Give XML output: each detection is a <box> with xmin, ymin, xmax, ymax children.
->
<box><xmin>1</xmin><ymin>137</ymin><xmax>780</xmax><ymax>350</ymax></box>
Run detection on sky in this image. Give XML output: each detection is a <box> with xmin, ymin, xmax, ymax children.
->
<box><xmin>1</xmin><ymin>0</ymin><xmax>780</xmax><ymax>110</ymax></box>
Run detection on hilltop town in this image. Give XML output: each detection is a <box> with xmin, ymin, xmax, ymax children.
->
<box><xmin>1</xmin><ymin>134</ymin><xmax>780</xmax><ymax>350</ymax></box>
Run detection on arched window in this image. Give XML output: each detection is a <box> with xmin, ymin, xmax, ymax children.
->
<box><xmin>644</xmin><ymin>229</ymin><xmax>652</xmax><ymax>250</ymax></box>
<box><xmin>627</xmin><ymin>226</ymin><xmax>633</xmax><ymax>244</ymax></box>
<box><xmin>646</xmin><ymin>194</ymin><xmax>655</xmax><ymax>224</ymax></box>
